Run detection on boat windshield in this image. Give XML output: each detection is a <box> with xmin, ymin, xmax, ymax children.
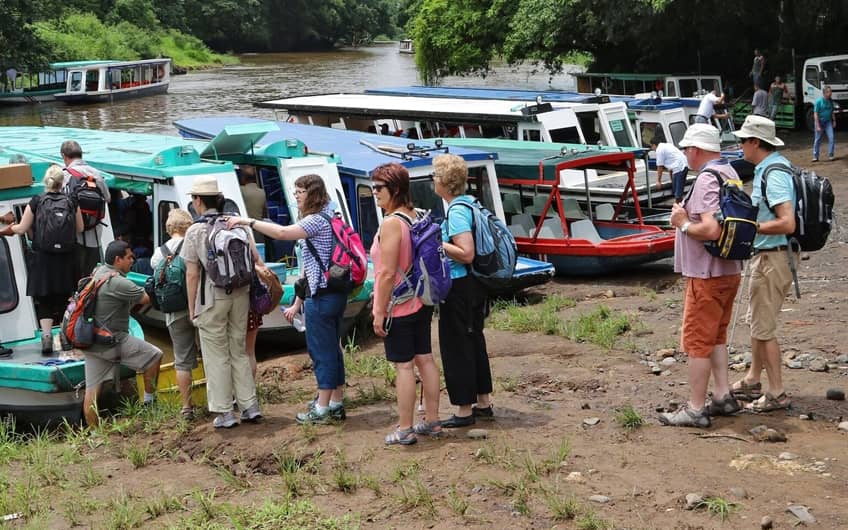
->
<box><xmin>669</xmin><ymin>121</ymin><xmax>687</xmax><ymax>147</ymax></box>
<box><xmin>0</xmin><ymin>238</ymin><xmax>18</xmax><ymax>314</ymax></box>
<box><xmin>822</xmin><ymin>59</ymin><xmax>848</xmax><ymax>84</ymax></box>
<box><xmin>608</xmin><ymin>117</ymin><xmax>635</xmax><ymax>147</ymax></box>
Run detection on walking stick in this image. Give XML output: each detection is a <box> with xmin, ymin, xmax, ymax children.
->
<box><xmin>727</xmin><ymin>259</ymin><xmax>752</xmax><ymax>352</ymax></box>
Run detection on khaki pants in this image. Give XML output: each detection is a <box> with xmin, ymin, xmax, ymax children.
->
<box><xmin>195</xmin><ymin>289</ymin><xmax>257</xmax><ymax>413</ymax></box>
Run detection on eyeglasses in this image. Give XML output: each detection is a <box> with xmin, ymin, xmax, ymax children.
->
<box><xmin>371</xmin><ymin>183</ymin><xmax>387</xmax><ymax>192</ymax></box>
<box><xmin>294</xmin><ymin>188</ymin><xmax>307</xmax><ymax>196</ymax></box>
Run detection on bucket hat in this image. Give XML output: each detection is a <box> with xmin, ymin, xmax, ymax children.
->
<box><xmin>733</xmin><ymin>115</ymin><xmax>784</xmax><ymax>147</ymax></box>
<box><xmin>187</xmin><ymin>174</ymin><xmax>221</xmax><ymax>196</ymax></box>
<box><xmin>678</xmin><ymin>123</ymin><xmax>721</xmax><ymax>152</ymax></box>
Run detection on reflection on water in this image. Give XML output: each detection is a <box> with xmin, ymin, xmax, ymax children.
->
<box><xmin>0</xmin><ymin>45</ymin><xmax>580</xmax><ymax>135</ymax></box>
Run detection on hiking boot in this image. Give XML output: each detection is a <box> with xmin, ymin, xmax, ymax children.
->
<box><xmin>41</xmin><ymin>334</ymin><xmax>53</xmax><ymax>355</ymax></box>
<box><xmin>59</xmin><ymin>332</ymin><xmax>73</xmax><ymax>352</ymax></box>
<box><xmin>213</xmin><ymin>411</ymin><xmax>238</xmax><ymax>429</ymax></box>
<box><xmin>296</xmin><ymin>404</ymin><xmax>331</xmax><ymax>425</ymax></box>
<box><xmin>328</xmin><ymin>403</ymin><xmax>346</xmax><ymax>421</ymax></box>
<box><xmin>705</xmin><ymin>394</ymin><xmax>742</xmax><ymax>416</ymax></box>
<box><xmin>240</xmin><ymin>403</ymin><xmax>263</xmax><ymax>423</ymax></box>
<box><xmin>658</xmin><ymin>404</ymin><xmax>710</xmax><ymax>428</ymax></box>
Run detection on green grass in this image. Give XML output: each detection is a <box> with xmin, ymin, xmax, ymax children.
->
<box><xmin>125</xmin><ymin>444</ymin><xmax>153</xmax><ymax>469</ymax></box>
<box><xmin>226</xmin><ymin>497</ymin><xmax>359</xmax><ymax>529</ymax></box>
<box><xmin>397</xmin><ymin>477</ymin><xmax>436</xmax><ymax>518</ymax></box>
<box><xmin>703</xmin><ymin>496</ymin><xmax>736</xmax><ymax>521</ymax></box>
<box><xmin>563</xmin><ymin>305</ymin><xmax>634</xmax><ymax>350</ymax></box>
<box><xmin>346</xmin><ymin>383</ymin><xmax>393</xmax><ymax>408</ymax></box>
<box><xmin>576</xmin><ymin>510</ymin><xmax>613</xmax><ymax>530</ymax></box>
<box><xmin>107</xmin><ymin>490</ymin><xmax>146</xmax><ymax>530</ymax></box>
<box><xmin>332</xmin><ymin>449</ymin><xmax>358</xmax><ymax>493</ymax></box>
<box><xmin>0</xmin><ymin>417</ymin><xmax>22</xmax><ymax>465</ymax></box>
<box><xmin>547</xmin><ymin>492</ymin><xmax>580</xmax><ymax>521</ymax></box>
<box><xmin>447</xmin><ymin>486</ymin><xmax>469</xmax><ymax>515</ymax></box>
<box><xmin>614</xmin><ymin>405</ymin><xmax>644</xmax><ymax>431</ymax></box>
<box><xmin>345</xmin><ymin>331</ymin><xmax>396</xmax><ymax>385</ymax></box>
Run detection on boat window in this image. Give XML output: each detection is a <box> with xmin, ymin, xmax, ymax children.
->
<box><xmin>70</xmin><ymin>72</ymin><xmax>82</xmax><ymax>92</ymax></box>
<box><xmin>157</xmin><ymin>200</ymin><xmax>179</xmax><ymax>245</ymax></box>
<box><xmin>357</xmin><ymin>184</ymin><xmax>378</xmax><ymax>249</ymax></box>
<box><xmin>85</xmin><ymin>70</ymin><xmax>99</xmax><ymax>92</ymax></box>
<box><xmin>0</xmin><ymin>238</ymin><xmax>18</xmax><ymax>314</ymax></box>
<box><xmin>679</xmin><ymin>79</ymin><xmax>698</xmax><ymax>97</ymax></box>
<box><xmin>665</xmin><ymin>82</ymin><xmax>677</xmax><ymax>97</ymax></box>
<box><xmin>466</xmin><ymin>166</ymin><xmax>497</xmax><ymax>213</ymax></box>
<box><xmin>669</xmin><ymin>121</ymin><xmax>687</xmax><ymax>147</ymax></box>
<box><xmin>548</xmin><ymin>126</ymin><xmax>582</xmax><ymax>144</ymax></box>
<box><xmin>576</xmin><ymin>113</ymin><xmax>601</xmax><ymax>144</ymax></box>
<box><xmin>608</xmin><ymin>118</ymin><xmax>635</xmax><ymax>147</ymax></box>
<box><xmin>334</xmin><ymin>189</ymin><xmax>351</xmax><ymax>226</ymax></box>
<box><xmin>411</xmin><ymin>180</ymin><xmax>445</xmax><ymax>223</ymax></box>
<box><xmin>805</xmin><ymin>66</ymin><xmax>820</xmax><ymax>89</ymax></box>
<box><xmin>522</xmin><ymin>128</ymin><xmax>542</xmax><ymax>141</ymax></box>
<box><xmin>639</xmin><ymin>122</ymin><xmax>659</xmax><ymax>147</ymax></box>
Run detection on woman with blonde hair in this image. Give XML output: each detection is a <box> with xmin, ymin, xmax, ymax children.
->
<box><xmin>151</xmin><ymin>208</ymin><xmax>197</xmax><ymax>418</ymax></box>
<box><xmin>433</xmin><ymin>154</ymin><xmax>493</xmax><ymax>428</ymax></box>
<box><xmin>2</xmin><ymin>165</ymin><xmax>83</xmax><ymax>353</ymax></box>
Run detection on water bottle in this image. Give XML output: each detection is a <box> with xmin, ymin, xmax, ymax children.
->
<box><xmin>284</xmin><ymin>305</ymin><xmax>306</xmax><ymax>332</ymax></box>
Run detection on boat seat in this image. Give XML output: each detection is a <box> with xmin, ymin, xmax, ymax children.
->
<box><xmin>536</xmin><ymin>226</ymin><xmax>558</xmax><ymax>239</ymax></box>
<box><xmin>570</xmin><ymin>219</ymin><xmax>604</xmax><ymax>243</ymax></box>
<box><xmin>511</xmin><ymin>213</ymin><xmax>535</xmax><ymax>233</ymax></box>
<box><xmin>525</xmin><ymin>203</ymin><xmax>555</xmax><ymax>218</ymax></box>
<box><xmin>502</xmin><ymin>193</ymin><xmax>522</xmax><ymax>214</ymax></box>
<box><xmin>562</xmin><ymin>198</ymin><xmax>587</xmax><ymax>220</ymax></box>
<box><xmin>508</xmin><ymin>224</ymin><xmax>529</xmax><ymax>238</ymax></box>
<box><xmin>541</xmin><ymin>218</ymin><xmax>566</xmax><ymax>238</ymax></box>
<box><xmin>595</xmin><ymin>203</ymin><xmax>616</xmax><ymax>221</ymax></box>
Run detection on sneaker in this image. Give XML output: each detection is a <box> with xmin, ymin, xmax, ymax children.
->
<box><xmin>296</xmin><ymin>405</ymin><xmax>331</xmax><ymax>425</ymax></box>
<box><xmin>829</xmin><ymin>155</ymin><xmax>835</xmax><ymax>161</ymax></box>
<box><xmin>658</xmin><ymin>404</ymin><xmax>710</xmax><ymax>428</ymax></box>
<box><xmin>240</xmin><ymin>403</ymin><xmax>263</xmax><ymax>423</ymax></box>
<box><xmin>213</xmin><ymin>411</ymin><xmax>238</xmax><ymax>429</ymax></box>
<box><xmin>705</xmin><ymin>394</ymin><xmax>742</xmax><ymax>416</ymax></box>
<box><xmin>812</xmin><ymin>157</ymin><xmax>819</xmax><ymax>162</ymax></box>
<box><xmin>328</xmin><ymin>404</ymin><xmax>346</xmax><ymax>421</ymax></box>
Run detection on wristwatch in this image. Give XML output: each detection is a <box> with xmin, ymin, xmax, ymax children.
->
<box><xmin>681</xmin><ymin>221</ymin><xmax>691</xmax><ymax>234</ymax></box>
<box><xmin>249</xmin><ymin>218</ymin><xmax>256</xmax><ymax>228</ymax></box>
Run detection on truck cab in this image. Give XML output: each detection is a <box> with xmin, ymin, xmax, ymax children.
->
<box><xmin>801</xmin><ymin>55</ymin><xmax>847</xmax><ymax>130</ymax></box>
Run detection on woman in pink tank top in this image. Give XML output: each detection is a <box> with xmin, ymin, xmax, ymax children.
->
<box><xmin>370</xmin><ymin>163</ymin><xmax>442</xmax><ymax>446</ymax></box>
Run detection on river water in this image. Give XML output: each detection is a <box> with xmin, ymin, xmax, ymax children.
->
<box><xmin>0</xmin><ymin>45</ymin><xmax>581</xmax><ymax>134</ymax></box>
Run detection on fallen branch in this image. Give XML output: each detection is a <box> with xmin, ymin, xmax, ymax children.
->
<box><xmin>693</xmin><ymin>433</ymin><xmax>750</xmax><ymax>442</ymax></box>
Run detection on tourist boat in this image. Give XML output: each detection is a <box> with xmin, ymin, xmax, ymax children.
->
<box><xmin>54</xmin><ymin>58</ymin><xmax>171</xmax><ymax>104</ymax></box>
<box><xmin>174</xmin><ymin>117</ymin><xmax>557</xmax><ymax>293</ymax></box>
<box><xmin>0</xmin><ymin>154</ymin><xmax>145</xmax><ymax>426</ymax></box>
<box><xmin>0</xmin><ymin>61</ymin><xmax>115</xmax><ymax>105</ymax></box>
<box><xmin>0</xmin><ymin>126</ymin><xmax>373</xmax><ymax>339</ymax></box>
<box><xmin>572</xmin><ymin>72</ymin><xmax>723</xmax><ymax>99</ymax></box>
<box><xmin>481</xmin><ymin>145</ymin><xmax>676</xmax><ymax>275</ymax></box>
<box><xmin>398</xmin><ymin>39</ymin><xmax>414</xmax><ymax>54</ymax></box>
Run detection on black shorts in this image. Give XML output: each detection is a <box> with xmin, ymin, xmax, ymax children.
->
<box><xmin>383</xmin><ymin>306</ymin><xmax>434</xmax><ymax>363</ymax></box>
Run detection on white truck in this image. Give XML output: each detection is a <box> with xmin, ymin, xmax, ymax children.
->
<box><xmin>798</xmin><ymin>54</ymin><xmax>847</xmax><ymax>130</ymax></box>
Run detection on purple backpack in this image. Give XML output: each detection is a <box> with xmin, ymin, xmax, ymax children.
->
<box><xmin>390</xmin><ymin>210</ymin><xmax>452</xmax><ymax>307</ymax></box>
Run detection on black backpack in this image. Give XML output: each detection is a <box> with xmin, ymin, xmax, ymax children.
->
<box><xmin>65</xmin><ymin>166</ymin><xmax>107</xmax><ymax>231</ymax></box>
<box><xmin>761</xmin><ymin>163</ymin><xmax>834</xmax><ymax>252</ymax></box>
<box><xmin>34</xmin><ymin>193</ymin><xmax>76</xmax><ymax>253</ymax></box>
<box><xmin>685</xmin><ymin>168</ymin><xmax>758</xmax><ymax>260</ymax></box>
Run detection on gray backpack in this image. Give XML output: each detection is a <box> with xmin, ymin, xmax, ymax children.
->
<box><xmin>203</xmin><ymin>215</ymin><xmax>253</xmax><ymax>293</ymax></box>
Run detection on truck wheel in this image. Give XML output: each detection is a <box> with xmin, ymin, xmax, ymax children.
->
<box><xmin>805</xmin><ymin>107</ymin><xmax>816</xmax><ymax>131</ymax></box>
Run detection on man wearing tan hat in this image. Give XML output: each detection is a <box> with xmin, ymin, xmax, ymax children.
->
<box><xmin>181</xmin><ymin>174</ymin><xmax>262</xmax><ymax>428</ymax></box>
<box><xmin>659</xmin><ymin>124</ymin><xmax>743</xmax><ymax>428</ymax></box>
<box><xmin>730</xmin><ymin>115</ymin><xmax>796</xmax><ymax>413</ymax></box>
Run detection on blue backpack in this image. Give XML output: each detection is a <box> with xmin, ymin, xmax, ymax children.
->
<box><xmin>390</xmin><ymin>210</ymin><xmax>452</xmax><ymax>306</ymax></box>
<box><xmin>685</xmin><ymin>168</ymin><xmax>758</xmax><ymax>260</ymax></box>
<box><xmin>447</xmin><ymin>198</ymin><xmax>517</xmax><ymax>287</ymax></box>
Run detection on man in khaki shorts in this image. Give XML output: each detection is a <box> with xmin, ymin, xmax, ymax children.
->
<box><xmin>731</xmin><ymin>115</ymin><xmax>797</xmax><ymax>412</ymax></box>
<box><xmin>83</xmin><ymin>240</ymin><xmax>162</xmax><ymax>426</ymax></box>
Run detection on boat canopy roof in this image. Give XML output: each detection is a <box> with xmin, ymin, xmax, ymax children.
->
<box><xmin>62</xmin><ymin>58</ymin><xmax>171</xmax><ymax>70</ymax></box>
<box><xmin>255</xmin><ymin>93</ymin><xmax>571</xmax><ymax>123</ymax></box>
<box><xmin>573</xmin><ymin>72</ymin><xmax>720</xmax><ymax>81</ymax></box>
<box><xmin>627</xmin><ymin>98</ymin><xmax>685</xmax><ymax>111</ymax></box>
<box><xmin>365</xmin><ymin>86</ymin><xmax>633</xmax><ymax>104</ymax></box>
<box><xmin>48</xmin><ymin>60</ymin><xmax>118</xmax><ymax>70</ymax></box>
<box><xmin>175</xmin><ymin>116</ymin><xmax>497</xmax><ymax>178</ymax></box>
<box><xmin>0</xmin><ymin>148</ymin><xmax>120</xmax><ymax>200</ymax></box>
<box><xmin>0</xmin><ymin>126</ymin><xmax>233</xmax><ymax>195</ymax></box>
<box><xmin>440</xmin><ymin>138</ymin><xmax>641</xmax><ymax>183</ymax></box>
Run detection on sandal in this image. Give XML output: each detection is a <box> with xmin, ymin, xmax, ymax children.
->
<box><xmin>705</xmin><ymin>394</ymin><xmax>742</xmax><ymax>416</ymax></box>
<box><xmin>730</xmin><ymin>379</ymin><xmax>762</xmax><ymax>401</ymax></box>
<box><xmin>413</xmin><ymin>420</ymin><xmax>443</xmax><ymax>437</ymax></box>
<box><xmin>180</xmin><ymin>407</ymin><xmax>194</xmax><ymax>420</ymax></box>
<box><xmin>745</xmin><ymin>392</ymin><xmax>791</xmax><ymax>413</ymax></box>
<box><xmin>385</xmin><ymin>427</ymin><xmax>417</xmax><ymax>446</ymax></box>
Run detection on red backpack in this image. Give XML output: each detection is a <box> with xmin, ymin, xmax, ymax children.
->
<box><xmin>61</xmin><ymin>272</ymin><xmax>118</xmax><ymax>348</ymax></box>
<box><xmin>304</xmin><ymin>212</ymin><xmax>367</xmax><ymax>293</ymax></box>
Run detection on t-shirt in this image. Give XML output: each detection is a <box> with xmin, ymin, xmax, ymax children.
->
<box><xmin>442</xmin><ymin>195</ymin><xmax>474</xmax><ymax>279</ymax></box>
<box><xmin>751</xmin><ymin>55</ymin><xmax>764</xmax><ymax>76</ymax></box>
<box><xmin>180</xmin><ymin>209</ymin><xmax>249</xmax><ymax>317</ymax></box>
<box><xmin>752</xmin><ymin>89</ymin><xmax>768</xmax><ymax>115</ymax></box>
<box><xmin>674</xmin><ymin>159</ymin><xmax>743</xmax><ymax>278</ymax></box>
<box><xmin>696</xmin><ymin>92</ymin><xmax>720</xmax><ymax>118</ymax></box>
<box><xmin>769</xmin><ymin>83</ymin><xmax>785</xmax><ymax>104</ymax></box>
<box><xmin>240</xmin><ymin>182</ymin><xmax>266</xmax><ymax>220</ymax></box>
<box><xmin>62</xmin><ymin>159</ymin><xmax>111</xmax><ymax>248</ymax></box>
<box><xmin>297</xmin><ymin>206</ymin><xmax>336</xmax><ymax>295</ymax></box>
<box><xmin>655</xmin><ymin>143</ymin><xmax>687</xmax><ymax>174</ymax></box>
<box><xmin>814</xmin><ymin>97</ymin><xmax>834</xmax><ymax>123</ymax></box>
<box><xmin>87</xmin><ymin>264</ymin><xmax>145</xmax><ymax>352</ymax></box>
<box><xmin>150</xmin><ymin>235</ymin><xmax>188</xmax><ymax>324</ymax></box>
<box><xmin>751</xmin><ymin>152</ymin><xmax>795</xmax><ymax>250</ymax></box>
<box><xmin>370</xmin><ymin>213</ymin><xmax>422</xmax><ymax>318</ymax></box>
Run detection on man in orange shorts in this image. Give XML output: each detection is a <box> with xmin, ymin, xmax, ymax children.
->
<box><xmin>659</xmin><ymin>124</ymin><xmax>743</xmax><ymax>428</ymax></box>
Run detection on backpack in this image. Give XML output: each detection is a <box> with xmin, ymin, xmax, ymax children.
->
<box><xmin>684</xmin><ymin>168</ymin><xmax>758</xmax><ymax>260</ymax></box>
<box><xmin>151</xmin><ymin>241</ymin><xmax>188</xmax><ymax>313</ymax></box>
<box><xmin>761</xmin><ymin>163</ymin><xmax>834</xmax><ymax>251</ymax></box>
<box><xmin>250</xmin><ymin>266</ymin><xmax>283</xmax><ymax>315</ymax></box>
<box><xmin>61</xmin><ymin>271</ymin><xmax>117</xmax><ymax>349</ymax></box>
<box><xmin>33</xmin><ymin>193</ymin><xmax>76</xmax><ymax>253</ymax></box>
<box><xmin>203</xmin><ymin>215</ymin><xmax>254</xmax><ymax>293</ymax></box>
<box><xmin>447</xmin><ymin>198</ymin><xmax>517</xmax><ymax>288</ymax></box>
<box><xmin>304</xmin><ymin>212</ymin><xmax>368</xmax><ymax>294</ymax></box>
<box><xmin>65</xmin><ymin>166</ymin><xmax>106</xmax><ymax>231</ymax></box>
<box><xmin>389</xmin><ymin>210</ymin><xmax>452</xmax><ymax>307</ymax></box>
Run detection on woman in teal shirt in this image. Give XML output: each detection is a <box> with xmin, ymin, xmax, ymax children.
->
<box><xmin>433</xmin><ymin>154</ymin><xmax>494</xmax><ymax>428</ymax></box>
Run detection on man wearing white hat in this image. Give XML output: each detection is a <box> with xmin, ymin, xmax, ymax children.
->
<box><xmin>181</xmin><ymin>174</ymin><xmax>262</xmax><ymax>428</ymax></box>
<box><xmin>659</xmin><ymin>124</ymin><xmax>743</xmax><ymax>428</ymax></box>
<box><xmin>730</xmin><ymin>115</ymin><xmax>796</xmax><ymax>413</ymax></box>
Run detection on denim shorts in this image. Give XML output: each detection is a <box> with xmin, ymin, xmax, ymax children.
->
<box><xmin>672</xmin><ymin>167</ymin><xmax>688</xmax><ymax>200</ymax></box>
<box><xmin>304</xmin><ymin>291</ymin><xmax>347</xmax><ymax>389</ymax></box>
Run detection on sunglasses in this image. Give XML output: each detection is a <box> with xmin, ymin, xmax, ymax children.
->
<box><xmin>371</xmin><ymin>183</ymin><xmax>387</xmax><ymax>192</ymax></box>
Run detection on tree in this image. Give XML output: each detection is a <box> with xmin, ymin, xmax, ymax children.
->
<box><xmin>0</xmin><ymin>0</ymin><xmax>52</xmax><ymax>73</ymax></box>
